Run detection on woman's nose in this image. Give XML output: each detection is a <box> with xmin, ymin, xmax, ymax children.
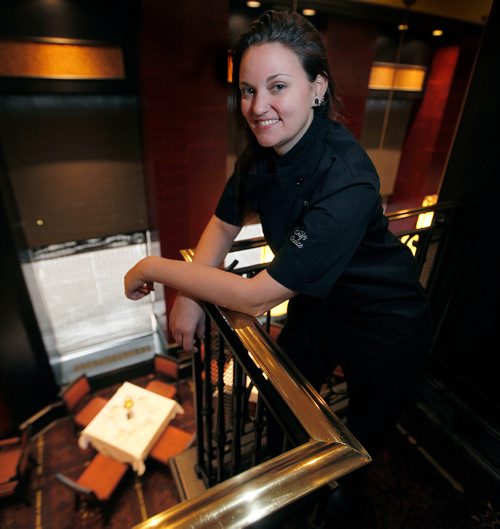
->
<box><xmin>252</xmin><ymin>92</ymin><xmax>270</xmax><ymax>115</ymax></box>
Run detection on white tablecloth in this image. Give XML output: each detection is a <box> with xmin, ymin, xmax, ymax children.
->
<box><xmin>78</xmin><ymin>381</ymin><xmax>184</xmax><ymax>475</ymax></box>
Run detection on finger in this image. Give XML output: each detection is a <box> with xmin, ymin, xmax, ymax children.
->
<box><xmin>182</xmin><ymin>334</ymin><xmax>196</xmax><ymax>353</ymax></box>
<box><xmin>173</xmin><ymin>331</ymin><xmax>183</xmax><ymax>348</ymax></box>
<box><xmin>128</xmin><ymin>289</ymin><xmax>145</xmax><ymax>300</ymax></box>
<box><xmin>195</xmin><ymin>319</ymin><xmax>206</xmax><ymax>340</ymax></box>
<box><xmin>139</xmin><ymin>282</ymin><xmax>153</xmax><ymax>294</ymax></box>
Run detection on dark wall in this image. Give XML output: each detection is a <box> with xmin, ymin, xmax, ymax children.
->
<box><xmin>0</xmin><ymin>0</ymin><xmax>140</xmax><ymax>95</ymax></box>
<box><xmin>139</xmin><ymin>0</ymin><xmax>229</xmax><ymax>331</ymax></box>
<box><xmin>0</xmin><ymin>0</ymin><xmax>143</xmax><ymax>429</ymax></box>
<box><xmin>433</xmin><ymin>0</ymin><xmax>500</xmax><ymax>415</ymax></box>
<box><xmin>1</xmin><ymin>95</ymin><xmax>147</xmax><ymax>246</ymax></box>
<box><xmin>0</xmin><ymin>152</ymin><xmax>58</xmax><ymax>431</ymax></box>
<box><xmin>325</xmin><ymin>17</ymin><xmax>377</xmax><ymax>139</ymax></box>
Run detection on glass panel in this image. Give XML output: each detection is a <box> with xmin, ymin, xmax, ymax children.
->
<box><xmin>21</xmin><ymin>232</ymin><xmax>158</xmax><ymax>373</ymax></box>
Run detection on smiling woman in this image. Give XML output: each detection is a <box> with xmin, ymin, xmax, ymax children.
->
<box><xmin>124</xmin><ymin>12</ymin><xmax>432</xmax><ymax>512</ymax></box>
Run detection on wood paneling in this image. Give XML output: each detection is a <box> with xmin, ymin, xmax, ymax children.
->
<box><xmin>387</xmin><ymin>45</ymin><xmax>460</xmax><ymax>211</ymax></box>
<box><xmin>325</xmin><ymin>17</ymin><xmax>378</xmax><ymax>139</ymax></box>
<box><xmin>139</xmin><ymin>1</ymin><xmax>229</xmax><ymax>331</ymax></box>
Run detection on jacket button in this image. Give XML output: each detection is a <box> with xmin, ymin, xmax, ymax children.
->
<box><xmin>296</xmin><ymin>176</ymin><xmax>304</xmax><ymax>186</ymax></box>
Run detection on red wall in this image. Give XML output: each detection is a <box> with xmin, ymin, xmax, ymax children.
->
<box><xmin>324</xmin><ymin>17</ymin><xmax>378</xmax><ymax>139</ymax></box>
<box><xmin>139</xmin><ymin>1</ymin><xmax>229</xmax><ymax>332</ymax></box>
<box><xmin>387</xmin><ymin>45</ymin><xmax>460</xmax><ymax>212</ymax></box>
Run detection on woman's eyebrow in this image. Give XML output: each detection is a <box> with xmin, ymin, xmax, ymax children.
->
<box><xmin>267</xmin><ymin>73</ymin><xmax>292</xmax><ymax>81</ymax></box>
<box><xmin>239</xmin><ymin>73</ymin><xmax>292</xmax><ymax>86</ymax></box>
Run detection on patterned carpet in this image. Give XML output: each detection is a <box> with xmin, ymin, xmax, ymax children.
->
<box><xmin>0</xmin><ymin>377</ymin><xmax>195</xmax><ymax>529</ymax></box>
<box><xmin>1</xmin><ymin>377</ymin><xmax>499</xmax><ymax>529</ymax></box>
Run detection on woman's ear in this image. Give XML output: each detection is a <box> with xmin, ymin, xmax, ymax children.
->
<box><xmin>314</xmin><ymin>74</ymin><xmax>328</xmax><ymax>99</ymax></box>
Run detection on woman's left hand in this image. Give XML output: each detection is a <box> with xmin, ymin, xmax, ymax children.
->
<box><xmin>124</xmin><ymin>260</ymin><xmax>154</xmax><ymax>300</ymax></box>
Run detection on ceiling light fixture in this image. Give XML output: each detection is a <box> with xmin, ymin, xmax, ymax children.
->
<box><xmin>302</xmin><ymin>8</ymin><xmax>316</xmax><ymax>16</ymax></box>
<box><xmin>432</xmin><ymin>29</ymin><xmax>443</xmax><ymax>36</ymax></box>
<box><xmin>246</xmin><ymin>1</ymin><xmax>261</xmax><ymax>7</ymax></box>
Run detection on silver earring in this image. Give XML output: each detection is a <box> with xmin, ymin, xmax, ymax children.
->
<box><xmin>314</xmin><ymin>96</ymin><xmax>324</xmax><ymax>107</ymax></box>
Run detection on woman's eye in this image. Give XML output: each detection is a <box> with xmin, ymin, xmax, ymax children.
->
<box><xmin>240</xmin><ymin>86</ymin><xmax>254</xmax><ymax>98</ymax></box>
<box><xmin>272</xmin><ymin>83</ymin><xmax>286</xmax><ymax>92</ymax></box>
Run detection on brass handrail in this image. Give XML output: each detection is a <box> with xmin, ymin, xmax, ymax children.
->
<box><xmin>135</xmin><ymin>201</ymin><xmax>458</xmax><ymax>528</ymax></box>
<box><xmin>135</xmin><ymin>440</ymin><xmax>367</xmax><ymax>529</ymax></box>
<box><xmin>134</xmin><ymin>305</ymin><xmax>370</xmax><ymax>529</ymax></box>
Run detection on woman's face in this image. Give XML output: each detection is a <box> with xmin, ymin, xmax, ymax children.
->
<box><xmin>239</xmin><ymin>42</ymin><xmax>326</xmax><ymax>156</ymax></box>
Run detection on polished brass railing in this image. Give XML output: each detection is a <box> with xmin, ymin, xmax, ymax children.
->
<box><xmin>134</xmin><ymin>201</ymin><xmax>458</xmax><ymax>529</ymax></box>
<box><xmin>134</xmin><ymin>305</ymin><xmax>370</xmax><ymax>529</ymax></box>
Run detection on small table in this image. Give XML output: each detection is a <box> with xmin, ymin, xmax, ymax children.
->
<box><xmin>78</xmin><ymin>381</ymin><xmax>184</xmax><ymax>475</ymax></box>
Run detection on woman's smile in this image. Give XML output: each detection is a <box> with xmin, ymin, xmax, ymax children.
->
<box><xmin>255</xmin><ymin>118</ymin><xmax>280</xmax><ymax>128</ymax></box>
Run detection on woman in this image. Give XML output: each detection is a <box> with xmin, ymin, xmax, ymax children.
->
<box><xmin>125</xmin><ymin>10</ymin><xmax>432</xmax><ymax>458</ymax></box>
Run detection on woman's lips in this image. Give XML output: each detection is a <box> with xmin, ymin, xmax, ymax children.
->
<box><xmin>254</xmin><ymin>118</ymin><xmax>279</xmax><ymax>128</ymax></box>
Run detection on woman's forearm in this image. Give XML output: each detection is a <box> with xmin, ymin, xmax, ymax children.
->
<box><xmin>125</xmin><ymin>255</ymin><xmax>293</xmax><ymax>317</ymax></box>
<box><xmin>191</xmin><ymin>215</ymin><xmax>241</xmax><ymax>267</ymax></box>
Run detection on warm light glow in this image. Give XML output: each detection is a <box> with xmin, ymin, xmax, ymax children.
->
<box><xmin>246</xmin><ymin>1</ymin><xmax>261</xmax><ymax>7</ymax></box>
<box><xmin>227</xmin><ymin>53</ymin><xmax>233</xmax><ymax>83</ymax></box>
<box><xmin>416</xmin><ymin>194</ymin><xmax>438</xmax><ymax>229</ymax></box>
<box><xmin>369</xmin><ymin>62</ymin><xmax>426</xmax><ymax>91</ymax></box>
<box><xmin>432</xmin><ymin>29</ymin><xmax>444</xmax><ymax>36</ymax></box>
<box><xmin>260</xmin><ymin>245</ymin><xmax>288</xmax><ymax>317</ymax></box>
<box><xmin>401</xmin><ymin>195</ymin><xmax>438</xmax><ymax>256</ymax></box>
<box><xmin>302</xmin><ymin>8</ymin><xmax>316</xmax><ymax>16</ymax></box>
<box><xmin>398</xmin><ymin>24</ymin><xmax>409</xmax><ymax>31</ymax></box>
<box><xmin>400</xmin><ymin>234</ymin><xmax>419</xmax><ymax>256</ymax></box>
<box><xmin>0</xmin><ymin>39</ymin><xmax>124</xmax><ymax>79</ymax></box>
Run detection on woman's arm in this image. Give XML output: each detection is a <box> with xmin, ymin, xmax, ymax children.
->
<box><xmin>124</xmin><ymin>214</ymin><xmax>295</xmax><ymax>328</ymax></box>
<box><xmin>168</xmin><ymin>215</ymin><xmax>241</xmax><ymax>350</ymax></box>
<box><xmin>125</xmin><ymin>215</ymin><xmax>294</xmax><ymax>351</ymax></box>
<box><xmin>191</xmin><ymin>214</ymin><xmax>242</xmax><ymax>267</ymax></box>
<box><xmin>125</xmin><ymin>257</ymin><xmax>294</xmax><ymax>316</ymax></box>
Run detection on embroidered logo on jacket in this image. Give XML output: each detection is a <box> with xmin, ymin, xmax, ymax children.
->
<box><xmin>290</xmin><ymin>228</ymin><xmax>308</xmax><ymax>248</ymax></box>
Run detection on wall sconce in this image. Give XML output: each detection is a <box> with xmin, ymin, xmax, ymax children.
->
<box><xmin>0</xmin><ymin>38</ymin><xmax>124</xmax><ymax>80</ymax></box>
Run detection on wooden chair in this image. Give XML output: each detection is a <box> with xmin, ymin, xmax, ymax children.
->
<box><xmin>19</xmin><ymin>401</ymin><xmax>66</xmax><ymax>440</ymax></box>
<box><xmin>146</xmin><ymin>354</ymin><xmax>180</xmax><ymax>401</ymax></box>
<box><xmin>149</xmin><ymin>425</ymin><xmax>194</xmax><ymax>466</ymax></box>
<box><xmin>60</xmin><ymin>374</ymin><xmax>108</xmax><ymax>430</ymax></box>
<box><xmin>55</xmin><ymin>453</ymin><xmax>128</xmax><ymax>523</ymax></box>
<box><xmin>0</xmin><ymin>423</ymin><xmax>34</xmax><ymax>502</ymax></box>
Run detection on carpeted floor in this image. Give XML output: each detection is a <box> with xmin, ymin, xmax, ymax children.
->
<box><xmin>1</xmin><ymin>376</ymin><xmax>499</xmax><ymax>529</ymax></box>
<box><xmin>0</xmin><ymin>376</ymin><xmax>196</xmax><ymax>529</ymax></box>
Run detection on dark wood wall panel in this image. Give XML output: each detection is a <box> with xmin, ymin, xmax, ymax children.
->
<box><xmin>387</xmin><ymin>45</ymin><xmax>460</xmax><ymax>211</ymax></box>
<box><xmin>325</xmin><ymin>17</ymin><xmax>378</xmax><ymax>139</ymax></box>
<box><xmin>139</xmin><ymin>0</ymin><xmax>229</xmax><ymax>322</ymax></box>
<box><xmin>0</xmin><ymin>96</ymin><xmax>147</xmax><ymax>247</ymax></box>
<box><xmin>0</xmin><ymin>165</ymin><xmax>58</xmax><ymax>429</ymax></box>
<box><xmin>428</xmin><ymin>36</ymin><xmax>480</xmax><ymax>193</ymax></box>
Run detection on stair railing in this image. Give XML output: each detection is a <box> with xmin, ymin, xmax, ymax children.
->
<box><xmin>134</xmin><ymin>302</ymin><xmax>370</xmax><ymax>529</ymax></box>
<box><xmin>133</xmin><ymin>200</ymin><xmax>459</xmax><ymax>529</ymax></box>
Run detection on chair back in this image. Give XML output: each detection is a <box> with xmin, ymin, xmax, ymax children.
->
<box><xmin>154</xmin><ymin>355</ymin><xmax>178</xmax><ymax>379</ymax></box>
<box><xmin>17</xmin><ymin>424</ymin><xmax>32</xmax><ymax>475</ymax></box>
<box><xmin>62</xmin><ymin>375</ymin><xmax>91</xmax><ymax>411</ymax></box>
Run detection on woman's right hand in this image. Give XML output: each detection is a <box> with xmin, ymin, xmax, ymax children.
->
<box><xmin>169</xmin><ymin>293</ymin><xmax>206</xmax><ymax>352</ymax></box>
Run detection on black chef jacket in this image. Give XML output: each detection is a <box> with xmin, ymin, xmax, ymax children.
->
<box><xmin>216</xmin><ymin>113</ymin><xmax>431</xmax><ymax>356</ymax></box>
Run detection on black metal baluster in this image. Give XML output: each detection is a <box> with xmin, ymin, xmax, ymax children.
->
<box><xmin>215</xmin><ymin>334</ymin><xmax>227</xmax><ymax>483</ymax></box>
<box><xmin>202</xmin><ymin>318</ymin><xmax>214</xmax><ymax>486</ymax></box>
<box><xmin>252</xmin><ymin>394</ymin><xmax>265</xmax><ymax>466</ymax></box>
<box><xmin>193</xmin><ymin>324</ymin><xmax>205</xmax><ymax>484</ymax></box>
<box><xmin>230</xmin><ymin>360</ymin><xmax>244</xmax><ymax>476</ymax></box>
